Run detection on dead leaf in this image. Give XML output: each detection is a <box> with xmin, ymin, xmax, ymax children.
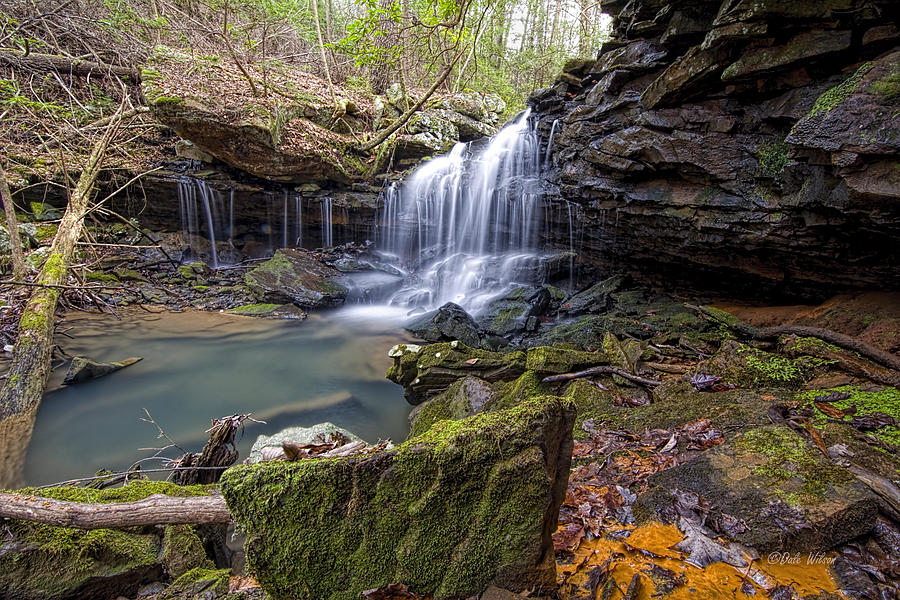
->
<box><xmin>554</xmin><ymin>523</ymin><xmax>586</xmax><ymax>552</ymax></box>
<box><xmin>464</xmin><ymin>358</ymin><xmax>479</xmax><ymax>365</ymax></box>
<box><xmin>672</xmin><ymin>517</ymin><xmax>748</xmax><ymax>569</ymax></box>
<box><xmin>814</xmin><ymin>401</ymin><xmax>849</xmax><ymax>419</ymax></box>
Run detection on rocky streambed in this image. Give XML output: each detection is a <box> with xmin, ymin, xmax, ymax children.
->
<box><xmin>1</xmin><ymin>243</ymin><xmax>898</xmax><ymax>599</ymax></box>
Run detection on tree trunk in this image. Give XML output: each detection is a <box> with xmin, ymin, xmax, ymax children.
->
<box><xmin>0</xmin><ymin>107</ymin><xmax>123</xmax><ymax>489</ymax></box>
<box><xmin>0</xmin><ymin>491</ymin><xmax>231</xmax><ymax>528</ymax></box>
<box><xmin>1</xmin><ymin>164</ymin><xmax>26</xmax><ymax>281</ymax></box>
<box><xmin>311</xmin><ymin>0</ymin><xmax>336</xmax><ymax>103</ymax></box>
<box><xmin>0</xmin><ymin>50</ymin><xmax>140</xmax><ymax>82</ymax></box>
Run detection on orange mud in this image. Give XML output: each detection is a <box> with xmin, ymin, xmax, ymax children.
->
<box><xmin>557</xmin><ymin>522</ymin><xmax>843</xmax><ymax>599</ymax></box>
<box><xmin>714</xmin><ymin>291</ymin><xmax>900</xmax><ymax>354</ymax></box>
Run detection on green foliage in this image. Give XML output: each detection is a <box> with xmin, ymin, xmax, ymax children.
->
<box><xmin>798</xmin><ymin>385</ymin><xmax>900</xmax><ymax>447</ymax></box>
<box><xmin>329</xmin><ymin>0</ymin><xmax>402</xmax><ymax>67</ymax></box>
<box><xmin>0</xmin><ymin>78</ymin><xmax>66</xmax><ymax>116</ymax></box>
<box><xmin>757</xmin><ymin>139</ymin><xmax>790</xmax><ymax>176</ymax></box>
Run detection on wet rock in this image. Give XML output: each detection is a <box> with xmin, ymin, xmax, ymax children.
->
<box><xmin>787</xmin><ymin>51</ymin><xmax>900</xmax><ymax>157</ymax></box>
<box><xmin>407</xmin><ymin>302</ymin><xmax>508</xmax><ymax>351</ymax></box>
<box><xmin>721</xmin><ymin>29</ymin><xmax>852</xmax><ymax>81</ymax></box>
<box><xmin>221</xmin><ymin>395</ymin><xmax>575</xmax><ymax>600</ymax></box>
<box><xmin>248</xmin><ymin>422</ymin><xmax>365</xmax><ymax>464</ymax></box>
<box><xmin>560</xmin><ymin>275</ymin><xmax>627</xmax><ymax>316</ymax></box>
<box><xmin>386</xmin><ymin>341</ymin><xmax>525</xmax><ymax>405</ymax></box>
<box><xmin>408</xmin><ymin>375</ymin><xmax>497</xmax><ymax>437</ymax></box>
<box><xmin>635</xmin><ymin>426</ymin><xmax>879</xmax><ymax>552</ymax></box>
<box><xmin>62</xmin><ymin>356</ymin><xmax>142</xmax><ymax>385</ymax></box>
<box><xmin>244</xmin><ymin>248</ymin><xmax>348</xmax><ymax>308</ymax></box>
<box><xmin>225</xmin><ymin>303</ymin><xmax>307</xmax><ymax>319</ymax></box>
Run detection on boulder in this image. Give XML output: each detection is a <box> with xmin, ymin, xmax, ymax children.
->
<box><xmin>244</xmin><ymin>248</ymin><xmax>349</xmax><ymax>308</ymax></box>
<box><xmin>386</xmin><ymin>341</ymin><xmax>525</xmax><ymax>404</ymax></box>
<box><xmin>560</xmin><ymin>275</ymin><xmax>626</xmax><ymax>315</ymax></box>
<box><xmin>248</xmin><ymin>422</ymin><xmax>365</xmax><ymax>464</ymax></box>
<box><xmin>407</xmin><ymin>302</ymin><xmax>508</xmax><ymax>351</ymax></box>
<box><xmin>635</xmin><ymin>426</ymin><xmax>879</xmax><ymax>552</ymax></box>
<box><xmin>62</xmin><ymin>356</ymin><xmax>142</xmax><ymax>385</ymax></box>
<box><xmin>220</xmin><ymin>395</ymin><xmax>575</xmax><ymax>600</ymax></box>
<box><xmin>721</xmin><ymin>29</ymin><xmax>852</xmax><ymax>81</ymax></box>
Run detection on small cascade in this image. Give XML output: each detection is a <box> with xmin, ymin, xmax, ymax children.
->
<box><xmin>321</xmin><ymin>197</ymin><xmax>333</xmax><ymax>247</ymax></box>
<box><xmin>177</xmin><ymin>179</ymin><xmax>231</xmax><ymax>268</ymax></box>
<box><xmin>377</xmin><ymin>109</ymin><xmax>571</xmax><ymax>314</ymax></box>
<box><xmin>544</xmin><ymin>119</ymin><xmax>559</xmax><ymax>168</ymax></box>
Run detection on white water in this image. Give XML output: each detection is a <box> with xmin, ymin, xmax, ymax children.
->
<box><xmin>376</xmin><ymin>109</ymin><xmax>568</xmax><ymax>315</ymax></box>
<box><xmin>177</xmin><ymin>181</ymin><xmax>341</xmax><ymax>264</ymax></box>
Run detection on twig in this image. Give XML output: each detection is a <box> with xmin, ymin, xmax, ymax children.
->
<box><xmin>37</xmin><ymin>466</ymin><xmax>234</xmax><ymax>488</ymax></box>
<box><xmin>0</xmin><ymin>279</ymin><xmax>126</xmax><ymax>290</ymax></box>
<box><xmin>542</xmin><ymin>366</ymin><xmax>662</xmax><ymax>387</ymax></box>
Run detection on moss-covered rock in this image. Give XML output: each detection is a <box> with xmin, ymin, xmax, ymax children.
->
<box><xmin>226</xmin><ymin>303</ymin><xmax>307</xmax><ymax>319</ymax></box>
<box><xmin>635</xmin><ymin>425</ymin><xmax>878</xmax><ymax>552</ymax></box>
<box><xmin>701</xmin><ymin>339</ymin><xmax>822</xmax><ymax>388</ymax></box>
<box><xmin>385</xmin><ymin>341</ymin><xmax>526</xmax><ymax>405</ymax></box>
<box><xmin>244</xmin><ymin>248</ymin><xmax>348</xmax><ymax>308</ymax></box>
<box><xmin>0</xmin><ymin>481</ymin><xmax>216</xmax><ymax>600</ymax></box>
<box><xmin>161</xmin><ymin>525</ymin><xmax>215</xmax><ymax>579</ymax></box>
<box><xmin>406</xmin><ymin>302</ymin><xmax>508</xmax><ymax>351</ymax></box>
<box><xmin>221</xmin><ymin>396</ymin><xmax>576</xmax><ymax>600</ymax></box>
<box><xmin>158</xmin><ymin>567</ymin><xmax>232</xmax><ymax>600</ymax></box>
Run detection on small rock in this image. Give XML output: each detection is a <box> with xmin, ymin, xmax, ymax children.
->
<box><xmin>62</xmin><ymin>356</ymin><xmax>142</xmax><ymax>385</ymax></box>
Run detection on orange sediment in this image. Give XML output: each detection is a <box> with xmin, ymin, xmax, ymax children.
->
<box><xmin>557</xmin><ymin>522</ymin><xmax>843</xmax><ymax>599</ymax></box>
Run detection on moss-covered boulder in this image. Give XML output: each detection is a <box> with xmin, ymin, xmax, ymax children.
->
<box><xmin>385</xmin><ymin>341</ymin><xmax>526</xmax><ymax>405</ymax></box>
<box><xmin>0</xmin><ymin>481</ymin><xmax>217</xmax><ymax>600</ymax></box>
<box><xmin>635</xmin><ymin>426</ymin><xmax>879</xmax><ymax>552</ymax></box>
<box><xmin>244</xmin><ymin>248</ymin><xmax>349</xmax><ymax>308</ymax></box>
<box><xmin>221</xmin><ymin>396</ymin><xmax>576</xmax><ymax>600</ymax></box>
<box><xmin>408</xmin><ymin>375</ymin><xmax>497</xmax><ymax>437</ymax></box>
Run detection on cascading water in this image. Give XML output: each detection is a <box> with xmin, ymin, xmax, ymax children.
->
<box><xmin>177</xmin><ymin>179</ymin><xmax>232</xmax><ymax>268</ymax></box>
<box><xmin>376</xmin><ymin>109</ymin><xmax>570</xmax><ymax>314</ymax></box>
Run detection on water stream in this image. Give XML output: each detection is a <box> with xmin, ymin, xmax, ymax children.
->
<box><xmin>24</xmin><ymin>307</ymin><xmax>412</xmax><ymax>486</ymax></box>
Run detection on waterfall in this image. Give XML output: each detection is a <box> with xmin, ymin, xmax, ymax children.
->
<box><xmin>321</xmin><ymin>197</ymin><xmax>333</xmax><ymax>247</ymax></box>
<box><xmin>177</xmin><ymin>179</ymin><xmax>230</xmax><ymax>268</ymax></box>
<box><xmin>544</xmin><ymin>119</ymin><xmax>559</xmax><ymax>168</ymax></box>
<box><xmin>377</xmin><ymin>109</ymin><xmax>568</xmax><ymax>314</ymax></box>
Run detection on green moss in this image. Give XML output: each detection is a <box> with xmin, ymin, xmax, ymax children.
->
<box><xmin>809</xmin><ymin>62</ymin><xmax>873</xmax><ymax>117</ymax></box>
<box><xmin>166</xmin><ymin>567</ymin><xmax>231</xmax><ymax>596</ymax></box>
<box><xmin>736</xmin><ymin>343</ymin><xmax>806</xmax><ymax>386</ymax></box>
<box><xmin>221</xmin><ymin>396</ymin><xmax>572</xmax><ymax>600</ymax></box>
<box><xmin>491</xmin><ymin>305</ymin><xmax>526</xmax><ymax>332</ymax></box>
<box><xmin>524</xmin><ymin>345</ymin><xmax>603</xmax><ymax>374</ymax></box>
<box><xmin>85</xmin><ymin>271</ymin><xmax>120</xmax><ymax>283</ymax></box>
<box><xmin>162</xmin><ymin>525</ymin><xmax>214</xmax><ymax>578</ymax></box>
<box><xmin>153</xmin><ymin>95</ymin><xmax>184</xmax><ymax>105</ymax></box>
<box><xmin>871</xmin><ymin>71</ymin><xmax>900</xmax><ymax>105</ymax></box>
<box><xmin>736</xmin><ymin>427</ymin><xmax>852</xmax><ymax>496</ymax></box>
<box><xmin>757</xmin><ymin>139</ymin><xmax>790</xmax><ymax>176</ymax></box>
<box><xmin>798</xmin><ymin>385</ymin><xmax>900</xmax><ymax>447</ymax></box>
<box><xmin>34</xmin><ymin>223</ymin><xmax>58</xmax><ymax>241</ymax></box>
<box><xmin>227</xmin><ymin>303</ymin><xmax>281</xmax><ymax>315</ymax></box>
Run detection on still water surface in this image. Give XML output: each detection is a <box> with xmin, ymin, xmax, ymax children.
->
<box><xmin>25</xmin><ymin>306</ymin><xmax>412</xmax><ymax>485</ymax></box>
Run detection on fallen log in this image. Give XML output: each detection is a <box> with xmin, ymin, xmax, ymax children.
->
<box><xmin>0</xmin><ymin>49</ymin><xmax>141</xmax><ymax>82</ymax></box>
<box><xmin>690</xmin><ymin>305</ymin><xmax>900</xmax><ymax>373</ymax></box>
<box><xmin>542</xmin><ymin>365</ymin><xmax>662</xmax><ymax>387</ymax></box>
<box><xmin>0</xmin><ymin>492</ymin><xmax>231</xmax><ymax>529</ymax></box>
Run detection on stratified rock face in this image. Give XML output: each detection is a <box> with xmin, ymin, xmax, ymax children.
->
<box><xmin>533</xmin><ymin>0</ymin><xmax>900</xmax><ymax>298</ymax></box>
<box><xmin>221</xmin><ymin>396</ymin><xmax>576</xmax><ymax>600</ymax></box>
<box><xmin>244</xmin><ymin>248</ymin><xmax>348</xmax><ymax>307</ymax></box>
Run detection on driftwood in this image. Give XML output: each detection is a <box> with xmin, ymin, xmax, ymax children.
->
<box><xmin>542</xmin><ymin>366</ymin><xmax>662</xmax><ymax>387</ymax></box>
<box><xmin>691</xmin><ymin>305</ymin><xmax>900</xmax><ymax>372</ymax></box>
<box><xmin>172</xmin><ymin>415</ymin><xmax>246</xmax><ymax>485</ymax></box>
<box><xmin>0</xmin><ymin>491</ymin><xmax>230</xmax><ymax>529</ymax></box>
<box><xmin>847</xmin><ymin>463</ymin><xmax>900</xmax><ymax>522</ymax></box>
<box><xmin>0</xmin><ymin>49</ymin><xmax>141</xmax><ymax>81</ymax></box>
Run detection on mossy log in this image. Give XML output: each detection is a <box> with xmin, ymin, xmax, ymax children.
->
<box><xmin>0</xmin><ymin>492</ymin><xmax>231</xmax><ymax>529</ymax></box>
<box><xmin>0</xmin><ymin>49</ymin><xmax>141</xmax><ymax>81</ymax></box>
<box><xmin>0</xmin><ymin>107</ymin><xmax>123</xmax><ymax>488</ymax></box>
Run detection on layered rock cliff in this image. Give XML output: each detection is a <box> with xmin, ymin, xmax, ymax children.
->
<box><xmin>533</xmin><ymin>0</ymin><xmax>899</xmax><ymax>299</ymax></box>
